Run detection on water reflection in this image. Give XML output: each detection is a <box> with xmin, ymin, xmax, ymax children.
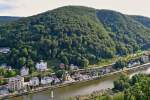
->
<box><xmin>146</xmin><ymin>68</ymin><xmax>150</xmax><ymax>74</ymax></box>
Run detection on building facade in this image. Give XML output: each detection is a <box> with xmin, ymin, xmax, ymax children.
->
<box><xmin>29</xmin><ymin>77</ymin><xmax>39</xmax><ymax>86</ymax></box>
<box><xmin>20</xmin><ymin>66</ymin><xmax>29</xmax><ymax>76</ymax></box>
<box><xmin>35</xmin><ymin>60</ymin><xmax>47</xmax><ymax>71</ymax></box>
<box><xmin>8</xmin><ymin>75</ymin><xmax>24</xmax><ymax>91</ymax></box>
<box><xmin>70</xmin><ymin>64</ymin><xmax>78</xmax><ymax>70</ymax></box>
<box><xmin>0</xmin><ymin>48</ymin><xmax>10</xmax><ymax>54</ymax></box>
<box><xmin>41</xmin><ymin>77</ymin><xmax>53</xmax><ymax>85</ymax></box>
<box><xmin>141</xmin><ymin>55</ymin><xmax>149</xmax><ymax>63</ymax></box>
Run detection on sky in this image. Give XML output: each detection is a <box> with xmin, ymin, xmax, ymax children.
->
<box><xmin>0</xmin><ymin>0</ymin><xmax>150</xmax><ymax>17</ymax></box>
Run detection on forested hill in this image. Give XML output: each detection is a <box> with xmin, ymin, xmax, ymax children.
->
<box><xmin>0</xmin><ymin>16</ymin><xmax>20</xmax><ymax>25</ymax></box>
<box><xmin>131</xmin><ymin>15</ymin><xmax>150</xmax><ymax>28</ymax></box>
<box><xmin>0</xmin><ymin>6</ymin><xmax>150</xmax><ymax>69</ymax></box>
<box><xmin>97</xmin><ymin>10</ymin><xmax>150</xmax><ymax>50</ymax></box>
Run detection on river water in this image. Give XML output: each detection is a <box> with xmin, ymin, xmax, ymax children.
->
<box><xmin>11</xmin><ymin>67</ymin><xmax>150</xmax><ymax>100</ymax></box>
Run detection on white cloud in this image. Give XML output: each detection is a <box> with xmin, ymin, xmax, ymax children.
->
<box><xmin>0</xmin><ymin>0</ymin><xmax>150</xmax><ymax>17</ymax></box>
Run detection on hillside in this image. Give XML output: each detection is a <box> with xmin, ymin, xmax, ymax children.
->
<box><xmin>131</xmin><ymin>15</ymin><xmax>150</xmax><ymax>28</ymax></box>
<box><xmin>97</xmin><ymin>10</ymin><xmax>150</xmax><ymax>50</ymax></box>
<box><xmin>0</xmin><ymin>16</ymin><xmax>20</xmax><ymax>25</ymax></box>
<box><xmin>0</xmin><ymin>6</ymin><xmax>150</xmax><ymax>70</ymax></box>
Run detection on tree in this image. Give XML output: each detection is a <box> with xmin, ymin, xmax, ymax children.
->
<box><xmin>61</xmin><ymin>56</ymin><xmax>69</xmax><ymax>65</ymax></box>
<box><xmin>0</xmin><ymin>68</ymin><xmax>5</xmax><ymax>76</ymax></box>
<box><xmin>18</xmin><ymin>57</ymin><xmax>26</xmax><ymax>67</ymax></box>
<box><xmin>114</xmin><ymin>59</ymin><xmax>127</xmax><ymax>70</ymax></box>
<box><xmin>114</xmin><ymin>74</ymin><xmax>129</xmax><ymax>91</ymax></box>
<box><xmin>21</xmin><ymin>48</ymin><xmax>28</xmax><ymax>57</ymax></box>
<box><xmin>1</xmin><ymin>6</ymin><xmax>150</xmax><ymax>72</ymax></box>
<box><xmin>113</xmin><ymin>92</ymin><xmax>124</xmax><ymax>100</ymax></box>
<box><xmin>130</xmin><ymin>95</ymin><xmax>136</xmax><ymax>100</ymax></box>
<box><xmin>55</xmin><ymin>70</ymin><xmax>64</xmax><ymax>78</ymax></box>
<box><xmin>29</xmin><ymin>67</ymin><xmax>35</xmax><ymax>74</ymax></box>
<box><xmin>80</xmin><ymin>58</ymin><xmax>89</xmax><ymax>68</ymax></box>
<box><xmin>4</xmin><ymin>70</ymin><xmax>17</xmax><ymax>78</ymax></box>
<box><xmin>0</xmin><ymin>77</ymin><xmax>7</xmax><ymax>85</ymax></box>
<box><xmin>27</xmin><ymin>59</ymin><xmax>34</xmax><ymax>68</ymax></box>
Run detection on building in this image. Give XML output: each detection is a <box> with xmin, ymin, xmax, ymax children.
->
<box><xmin>8</xmin><ymin>75</ymin><xmax>24</xmax><ymax>91</ymax></box>
<box><xmin>0</xmin><ymin>48</ymin><xmax>10</xmax><ymax>54</ymax></box>
<box><xmin>128</xmin><ymin>61</ymin><xmax>140</xmax><ymax>68</ymax></box>
<box><xmin>100</xmin><ymin>68</ymin><xmax>110</xmax><ymax>74</ymax></box>
<box><xmin>0</xmin><ymin>86</ymin><xmax>9</xmax><ymax>95</ymax></box>
<box><xmin>63</xmin><ymin>71</ymin><xmax>75</xmax><ymax>82</ymax></box>
<box><xmin>54</xmin><ymin>77</ymin><xmax>60</xmax><ymax>84</ymax></box>
<box><xmin>41</xmin><ymin>77</ymin><xmax>53</xmax><ymax>85</ymax></box>
<box><xmin>29</xmin><ymin>77</ymin><xmax>39</xmax><ymax>86</ymax></box>
<box><xmin>141</xmin><ymin>55</ymin><xmax>149</xmax><ymax>63</ymax></box>
<box><xmin>71</xmin><ymin>72</ymin><xmax>82</xmax><ymax>80</ymax></box>
<box><xmin>20</xmin><ymin>66</ymin><xmax>29</xmax><ymax>76</ymax></box>
<box><xmin>0</xmin><ymin>64</ymin><xmax>12</xmax><ymax>71</ymax></box>
<box><xmin>63</xmin><ymin>71</ymin><xmax>70</xmax><ymax>81</ymax></box>
<box><xmin>70</xmin><ymin>64</ymin><xmax>79</xmax><ymax>70</ymax></box>
<box><xmin>35</xmin><ymin>60</ymin><xmax>47</xmax><ymax>71</ymax></box>
<box><xmin>105</xmin><ymin>68</ymin><xmax>111</xmax><ymax>73</ymax></box>
<box><xmin>59</xmin><ymin>63</ymin><xmax>65</xmax><ymax>69</ymax></box>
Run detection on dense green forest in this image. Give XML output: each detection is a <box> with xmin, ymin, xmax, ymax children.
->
<box><xmin>0</xmin><ymin>16</ymin><xmax>20</xmax><ymax>25</ymax></box>
<box><xmin>83</xmin><ymin>74</ymin><xmax>150</xmax><ymax>100</ymax></box>
<box><xmin>0</xmin><ymin>6</ymin><xmax>150</xmax><ymax>71</ymax></box>
<box><xmin>131</xmin><ymin>15</ymin><xmax>150</xmax><ymax>28</ymax></box>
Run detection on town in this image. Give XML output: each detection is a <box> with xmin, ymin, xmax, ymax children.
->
<box><xmin>0</xmin><ymin>1</ymin><xmax>150</xmax><ymax>100</ymax></box>
<box><xmin>0</xmin><ymin>47</ymin><xmax>150</xmax><ymax>99</ymax></box>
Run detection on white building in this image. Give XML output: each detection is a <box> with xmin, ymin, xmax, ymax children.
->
<box><xmin>105</xmin><ymin>68</ymin><xmax>111</xmax><ymax>73</ymax></box>
<box><xmin>8</xmin><ymin>75</ymin><xmax>24</xmax><ymax>91</ymax></box>
<box><xmin>35</xmin><ymin>60</ymin><xmax>47</xmax><ymax>71</ymax></box>
<box><xmin>29</xmin><ymin>77</ymin><xmax>39</xmax><ymax>86</ymax></box>
<box><xmin>128</xmin><ymin>61</ymin><xmax>140</xmax><ymax>68</ymax></box>
<box><xmin>54</xmin><ymin>78</ymin><xmax>60</xmax><ymax>84</ymax></box>
<box><xmin>0</xmin><ymin>86</ymin><xmax>9</xmax><ymax>95</ymax></box>
<box><xmin>20</xmin><ymin>66</ymin><xmax>29</xmax><ymax>76</ymax></box>
<box><xmin>0</xmin><ymin>48</ymin><xmax>10</xmax><ymax>54</ymax></box>
<box><xmin>141</xmin><ymin>55</ymin><xmax>149</xmax><ymax>63</ymax></box>
<box><xmin>70</xmin><ymin>64</ymin><xmax>79</xmax><ymax>70</ymax></box>
<box><xmin>1</xmin><ymin>64</ymin><xmax>12</xmax><ymax>71</ymax></box>
<box><xmin>41</xmin><ymin>77</ymin><xmax>53</xmax><ymax>85</ymax></box>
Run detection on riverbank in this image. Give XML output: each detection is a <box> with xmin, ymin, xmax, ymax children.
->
<box><xmin>71</xmin><ymin>88</ymin><xmax>113</xmax><ymax>100</ymax></box>
<box><xmin>73</xmin><ymin>70</ymin><xmax>150</xmax><ymax>100</ymax></box>
<box><xmin>1</xmin><ymin>63</ymin><xmax>150</xmax><ymax>100</ymax></box>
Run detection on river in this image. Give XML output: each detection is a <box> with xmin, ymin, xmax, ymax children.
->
<box><xmin>10</xmin><ymin>67</ymin><xmax>150</xmax><ymax>100</ymax></box>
